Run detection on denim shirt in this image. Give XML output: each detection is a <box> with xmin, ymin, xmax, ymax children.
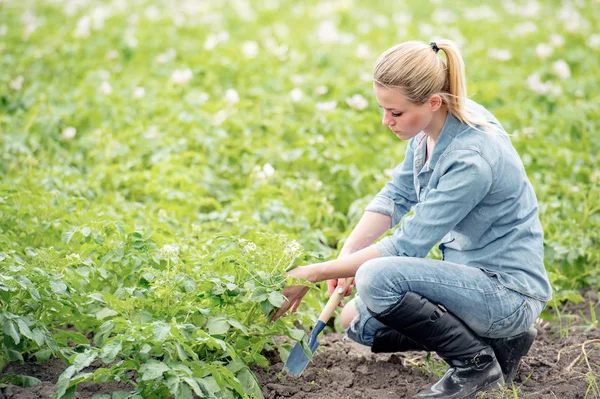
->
<box><xmin>365</xmin><ymin>100</ymin><xmax>552</xmax><ymax>302</ymax></box>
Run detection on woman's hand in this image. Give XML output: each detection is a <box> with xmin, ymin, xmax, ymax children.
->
<box><xmin>327</xmin><ymin>278</ymin><xmax>355</xmax><ymax>308</ymax></box>
<box><xmin>269</xmin><ymin>264</ymin><xmax>322</xmax><ymax>323</ymax></box>
<box><xmin>286</xmin><ymin>264</ymin><xmax>322</xmax><ymax>283</ymax></box>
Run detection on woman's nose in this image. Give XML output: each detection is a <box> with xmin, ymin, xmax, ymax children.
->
<box><xmin>382</xmin><ymin>111</ymin><xmax>394</xmax><ymax>127</ymax></box>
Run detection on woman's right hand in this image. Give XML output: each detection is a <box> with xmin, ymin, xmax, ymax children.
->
<box><xmin>327</xmin><ymin>278</ymin><xmax>355</xmax><ymax>308</ymax></box>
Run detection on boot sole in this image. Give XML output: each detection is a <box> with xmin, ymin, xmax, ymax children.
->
<box><xmin>463</xmin><ymin>376</ymin><xmax>505</xmax><ymax>399</ymax></box>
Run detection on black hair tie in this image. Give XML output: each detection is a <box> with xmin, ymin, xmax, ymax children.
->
<box><xmin>430</xmin><ymin>41</ymin><xmax>440</xmax><ymax>53</ymax></box>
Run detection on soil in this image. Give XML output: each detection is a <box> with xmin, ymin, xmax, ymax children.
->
<box><xmin>2</xmin><ymin>291</ymin><xmax>599</xmax><ymax>399</ymax></box>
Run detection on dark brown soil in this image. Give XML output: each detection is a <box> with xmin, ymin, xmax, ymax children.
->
<box><xmin>2</xmin><ymin>294</ymin><xmax>599</xmax><ymax>399</ymax></box>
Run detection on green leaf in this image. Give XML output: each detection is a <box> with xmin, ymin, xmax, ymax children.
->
<box><xmin>268</xmin><ymin>291</ymin><xmax>285</xmax><ymax>307</ymax></box>
<box><xmin>7</xmin><ymin>349</ymin><xmax>23</xmax><ymax>362</ymax></box>
<box><xmin>139</xmin><ymin>360</ymin><xmax>170</xmax><ymax>381</ymax></box>
<box><xmin>34</xmin><ymin>349</ymin><xmax>52</xmax><ymax>362</ymax></box>
<box><xmin>56</xmin><ymin>365</ymin><xmax>76</xmax><ymax>398</ymax></box>
<box><xmin>91</xmin><ymin>395</ymin><xmax>111</xmax><ymax>399</ymax></box>
<box><xmin>3</xmin><ymin>319</ymin><xmax>20</xmax><ymax>345</ymax></box>
<box><xmin>96</xmin><ymin>308</ymin><xmax>118</xmax><ymax>320</ymax></box>
<box><xmin>62</xmin><ymin>229</ymin><xmax>77</xmax><ymax>244</ymax></box>
<box><xmin>153</xmin><ymin>322</ymin><xmax>171</xmax><ymax>342</ymax></box>
<box><xmin>0</xmin><ymin>374</ymin><xmax>41</xmax><ymax>387</ymax></box>
<box><xmin>286</xmin><ymin>326</ymin><xmax>305</xmax><ymax>342</ymax></box>
<box><xmin>81</xmin><ymin>226</ymin><xmax>91</xmax><ymax>237</ymax></box>
<box><xmin>237</xmin><ymin>368</ymin><xmax>264</xmax><ymax>399</ymax></box>
<box><xmin>72</xmin><ymin>351</ymin><xmax>98</xmax><ymax>371</ymax></box>
<box><xmin>206</xmin><ymin>316</ymin><xmax>229</xmax><ymax>335</ymax></box>
<box><xmin>227</xmin><ymin>319</ymin><xmax>248</xmax><ymax>334</ymax></box>
<box><xmin>55</xmin><ymin>329</ymin><xmax>90</xmax><ymax>346</ymax></box>
<box><xmin>50</xmin><ymin>280</ymin><xmax>68</xmax><ymax>295</ymax></box>
<box><xmin>100</xmin><ymin>340</ymin><xmax>122</xmax><ymax>363</ymax></box>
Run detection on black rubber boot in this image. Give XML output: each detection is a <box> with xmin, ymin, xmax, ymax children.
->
<box><xmin>482</xmin><ymin>327</ymin><xmax>537</xmax><ymax>385</ymax></box>
<box><xmin>371</xmin><ymin>327</ymin><xmax>427</xmax><ymax>354</ymax></box>
<box><xmin>367</xmin><ymin>292</ymin><xmax>504</xmax><ymax>399</ymax></box>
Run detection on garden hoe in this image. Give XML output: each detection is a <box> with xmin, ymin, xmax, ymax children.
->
<box><xmin>273</xmin><ymin>277</ymin><xmax>355</xmax><ymax>376</ymax></box>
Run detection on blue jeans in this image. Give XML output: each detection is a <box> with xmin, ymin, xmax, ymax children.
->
<box><xmin>344</xmin><ymin>257</ymin><xmax>546</xmax><ymax>347</ymax></box>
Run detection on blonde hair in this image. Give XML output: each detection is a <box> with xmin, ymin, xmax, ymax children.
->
<box><xmin>373</xmin><ymin>40</ymin><xmax>496</xmax><ymax>133</ymax></box>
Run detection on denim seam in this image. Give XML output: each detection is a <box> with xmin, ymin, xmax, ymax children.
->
<box><xmin>392</xmin><ymin>278</ymin><xmax>490</xmax><ymax>295</ymax></box>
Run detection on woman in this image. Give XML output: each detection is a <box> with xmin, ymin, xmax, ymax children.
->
<box><xmin>278</xmin><ymin>40</ymin><xmax>552</xmax><ymax>398</ymax></box>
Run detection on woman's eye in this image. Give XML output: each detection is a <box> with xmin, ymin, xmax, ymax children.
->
<box><xmin>391</xmin><ymin>112</ymin><xmax>402</xmax><ymax>117</ymax></box>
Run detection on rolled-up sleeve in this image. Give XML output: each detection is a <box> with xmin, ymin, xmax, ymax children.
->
<box><xmin>365</xmin><ymin>138</ymin><xmax>418</xmax><ymax>228</ymax></box>
<box><xmin>376</xmin><ymin>149</ymin><xmax>493</xmax><ymax>257</ymax></box>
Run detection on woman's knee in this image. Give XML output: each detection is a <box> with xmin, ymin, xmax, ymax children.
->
<box><xmin>355</xmin><ymin>258</ymin><xmax>386</xmax><ymax>298</ymax></box>
<box><xmin>341</xmin><ymin>299</ymin><xmax>359</xmax><ymax>329</ymax></box>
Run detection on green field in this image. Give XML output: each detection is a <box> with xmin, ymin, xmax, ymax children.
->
<box><xmin>1</xmin><ymin>0</ymin><xmax>599</xmax><ymax>398</ymax></box>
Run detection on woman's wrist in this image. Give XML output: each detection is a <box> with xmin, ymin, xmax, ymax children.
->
<box><xmin>313</xmin><ymin>262</ymin><xmax>331</xmax><ymax>282</ymax></box>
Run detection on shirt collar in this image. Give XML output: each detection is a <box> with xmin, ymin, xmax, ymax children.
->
<box><xmin>414</xmin><ymin>111</ymin><xmax>462</xmax><ymax>172</ymax></box>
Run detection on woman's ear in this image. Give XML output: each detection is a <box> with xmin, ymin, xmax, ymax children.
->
<box><xmin>429</xmin><ymin>94</ymin><xmax>443</xmax><ymax>112</ymax></box>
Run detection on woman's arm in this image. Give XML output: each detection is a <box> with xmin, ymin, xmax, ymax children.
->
<box><xmin>338</xmin><ymin>211</ymin><xmax>393</xmax><ymax>255</ymax></box>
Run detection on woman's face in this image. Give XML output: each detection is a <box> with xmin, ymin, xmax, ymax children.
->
<box><xmin>373</xmin><ymin>85</ymin><xmax>437</xmax><ymax>140</ymax></box>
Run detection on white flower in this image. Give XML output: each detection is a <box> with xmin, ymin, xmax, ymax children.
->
<box><xmin>242</xmin><ymin>41</ymin><xmax>259</xmax><ymax>58</ymax></box>
<box><xmin>432</xmin><ymin>9</ymin><xmax>456</xmax><ymax>24</ymax></box>
<box><xmin>308</xmin><ymin>135</ymin><xmax>325</xmax><ymax>145</ymax></box>
<box><xmin>145</xmin><ymin>6</ymin><xmax>160</xmax><ymax>21</ymax></box>
<box><xmin>526</xmin><ymin>73</ymin><xmax>561</xmax><ymax>96</ymax></box>
<box><xmin>160</xmin><ymin>244</ymin><xmax>179</xmax><ymax>259</ymax></box>
<box><xmin>317</xmin><ymin>20</ymin><xmax>340</xmax><ymax>43</ymax></box>
<box><xmin>514</xmin><ymin>21</ymin><xmax>537</xmax><ymax>37</ymax></box>
<box><xmin>213</xmin><ymin>109</ymin><xmax>227</xmax><ymax>125</ymax></box>
<box><xmin>66</xmin><ymin>253</ymin><xmax>82</xmax><ymax>263</ymax></box>
<box><xmin>144</xmin><ymin>126</ymin><xmax>159</xmax><ymax>139</ymax></box>
<box><xmin>535</xmin><ymin>43</ymin><xmax>553</xmax><ymax>59</ymax></box>
<box><xmin>345</xmin><ymin>94</ymin><xmax>368</xmax><ymax>110</ymax></box>
<box><xmin>61</xmin><ymin>127</ymin><xmax>77</xmax><ymax>140</ymax></box>
<box><xmin>418</xmin><ymin>23</ymin><xmax>434</xmax><ymax>37</ymax></box>
<box><xmin>550</xmin><ymin>34</ymin><xmax>565</xmax><ymax>47</ymax></box>
<box><xmin>285</xmin><ymin>240</ymin><xmax>302</xmax><ymax>256</ymax></box>
<box><xmin>263</xmin><ymin>163</ymin><xmax>275</xmax><ymax>177</ymax></box>
<box><xmin>357</xmin><ymin>22</ymin><xmax>371</xmax><ymax>35</ymax></box>
<box><xmin>156</xmin><ymin>48</ymin><xmax>176</xmax><ymax>64</ymax></box>
<box><xmin>133</xmin><ymin>87</ymin><xmax>145</xmax><ymax>99</ymax></box>
<box><xmin>355</xmin><ymin>44</ymin><xmax>370</xmax><ymax>59</ymax></box>
<box><xmin>289</xmin><ymin>88</ymin><xmax>303</xmax><ymax>103</ymax></box>
<box><xmin>106</xmin><ymin>49</ymin><xmax>119</xmax><ymax>60</ymax></box>
<box><xmin>526</xmin><ymin>73</ymin><xmax>548</xmax><ymax>95</ymax></box>
<box><xmin>9</xmin><ymin>75</ymin><xmax>24</xmax><ymax>91</ymax></box>
<box><xmin>488</xmin><ymin>48</ymin><xmax>511</xmax><ymax>61</ymax></box>
<box><xmin>291</xmin><ymin>74</ymin><xmax>304</xmax><ymax>85</ymax></box>
<box><xmin>587</xmin><ymin>34</ymin><xmax>600</xmax><ymax>49</ymax></box>
<box><xmin>0</xmin><ymin>25</ymin><xmax>7</xmax><ymax>36</ymax></box>
<box><xmin>373</xmin><ymin>14</ymin><xmax>389</xmax><ymax>28</ymax></box>
<box><xmin>224</xmin><ymin>89</ymin><xmax>239</xmax><ymax>104</ymax></box>
<box><xmin>100</xmin><ymin>81</ymin><xmax>113</xmax><ymax>95</ymax></box>
<box><xmin>552</xmin><ymin>60</ymin><xmax>571</xmax><ymax>79</ymax></box>
<box><xmin>316</xmin><ymin>101</ymin><xmax>337</xmax><ymax>111</ymax></box>
<box><xmin>360</xmin><ymin>71</ymin><xmax>372</xmax><ymax>82</ymax></box>
<box><xmin>315</xmin><ymin>85</ymin><xmax>328</xmax><ymax>95</ymax></box>
<box><xmin>171</xmin><ymin>68</ymin><xmax>193</xmax><ymax>85</ymax></box>
<box><xmin>243</xmin><ymin>242</ymin><xmax>257</xmax><ymax>253</ymax></box>
<box><xmin>464</xmin><ymin>5</ymin><xmax>497</xmax><ymax>20</ymax></box>
<box><xmin>392</xmin><ymin>12</ymin><xmax>413</xmax><ymax>24</ymax></box>
<box><xmin>205</xmin><ymin>31</ymin><xmax>229</xmax><ymax>50</ymax></box>
<box><xmin>74</xmin><ymin>15</ymin><xmax>91</xmax><ymax>38</ymax></box>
